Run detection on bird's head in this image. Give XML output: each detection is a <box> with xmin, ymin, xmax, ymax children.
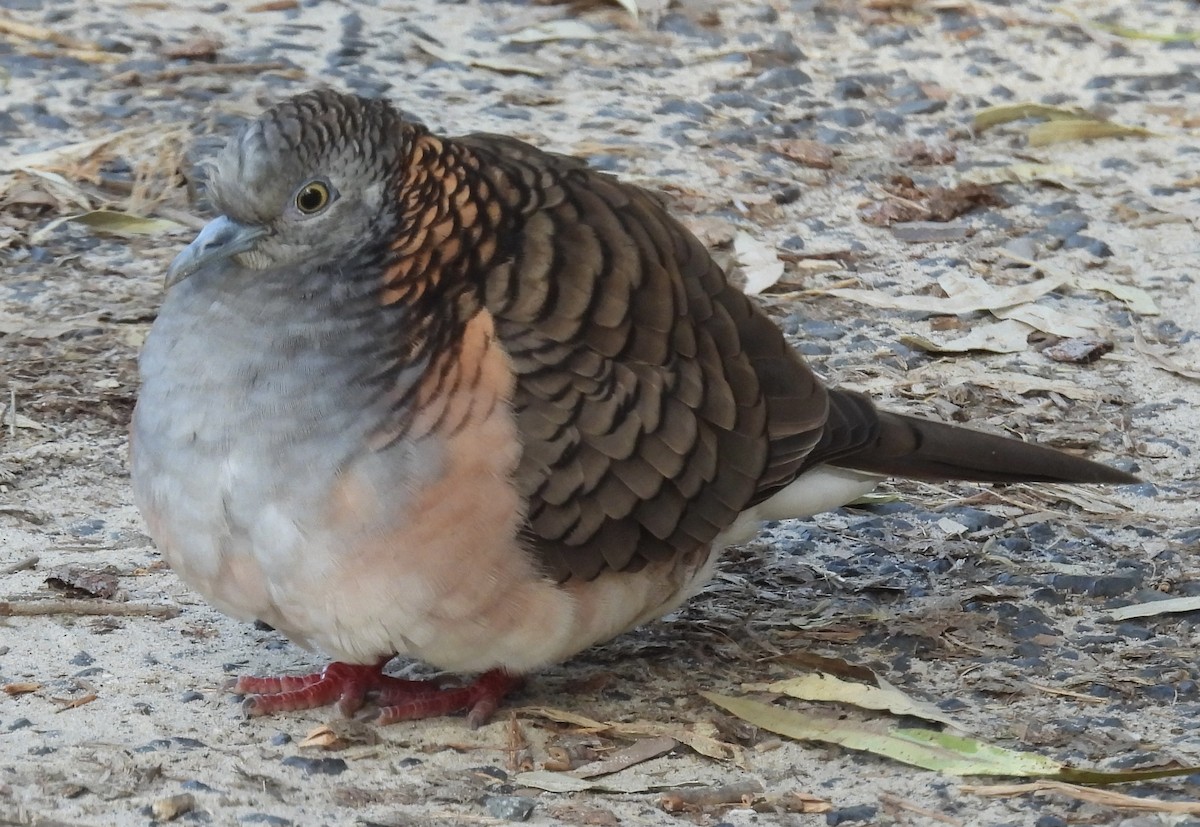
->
<box><xmin>167</xmin><ymin>90</ymin><xmax>410</xmax><ymax>287</ymax></box>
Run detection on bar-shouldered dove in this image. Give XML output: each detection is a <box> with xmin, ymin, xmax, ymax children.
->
<box><xmin>132</xmin><ymin>90</ymin><xmax>1136</xmax><ymax>726</ymax></box>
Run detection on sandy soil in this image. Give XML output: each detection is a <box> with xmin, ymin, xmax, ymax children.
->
<box><xmin>1</xmin><ymin>0</ymin><xmax>1198</xmax><ymax>825</ymax></box>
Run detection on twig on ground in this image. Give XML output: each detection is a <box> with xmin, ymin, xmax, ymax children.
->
<box><xmin>0</xmin><ymin>599</ymin><xmax>180</xmax><ymax>619</ymax></box>
<box><xmin>0</xmin><ymin>555</ymin><xmax>39</xmax><ymax>575</ymax></box>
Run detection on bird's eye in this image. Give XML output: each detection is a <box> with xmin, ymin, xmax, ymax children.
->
<box><xmin>294</xmin><ymin>181</ymin><xmax>331</xmax><ymax>215</ymax></box>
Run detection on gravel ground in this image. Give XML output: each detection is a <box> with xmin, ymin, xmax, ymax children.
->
<box><xmin>2</xmin><ymin>0</ymin><xmax>1199</xmax><ymax>825</ymax></box>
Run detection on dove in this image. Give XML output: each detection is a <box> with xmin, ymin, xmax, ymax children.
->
<box><xmin>131</xmin><ymin>89</ymin><xmax>1136</xmax><ymax>726</ymax></box>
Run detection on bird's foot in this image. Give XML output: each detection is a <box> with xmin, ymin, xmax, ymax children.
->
<box><xmin>231</xmin><ymin>661</ymin><xmax>521</xmax><ymax>727</ymax></box>
<box><xmin>375</xmin><ymin>668</ymin><xmax>523</xmax><ymax>728</ymax></box>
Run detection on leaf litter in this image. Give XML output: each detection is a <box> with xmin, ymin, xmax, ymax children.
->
<box><xmin>703</xmin><ymin>692</ymin><xmax>1200</xmax><ymax>784</ymax></box>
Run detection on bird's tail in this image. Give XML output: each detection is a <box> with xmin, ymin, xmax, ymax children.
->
<box><xmin>833</xmin><ymin>409</ymin><xmax>1137</xmax><ymax>485</ymax></box>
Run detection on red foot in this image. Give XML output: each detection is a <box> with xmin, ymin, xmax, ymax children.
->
<box><xmin>230</xmin><ymin>661</ymin><xmax>521</xmax><ymax>727</ymax></box>
<box><xmin>376</xmin><ymin>669</ymin><xmax>523</xmax><ymax>728</ymax></box>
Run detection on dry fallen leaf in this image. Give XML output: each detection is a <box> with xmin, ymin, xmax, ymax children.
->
<box><xmin>831</xmin><ymin>273</ymin><xmax>1068</xmax><ymax>315</ymax></box>
<box><xmin>903</xmin><ymin>319</ymin><xmax>1033</xmax><ymax>355</ymax></box>
<box><xmin>744</xmin><ymin>672</ymin><xmax>966</xmax><ymax>730</ymax></box>
<box><xmin>1042</xmin><ymin>337</ymin><xmax>1113</xmax><ymax>364</ymax></box>
<box><xmin>570</xmin><ymin>735</ymin><xmax>677</xmax><ymax>779</ymax></box>
<box><xmin>911</xmin><ymin>365</ymin><xmax>1114</xmax><ymax>402</ymax></box>
<box><xmin>413</xmin><ymin>37</ymin><xmax>550</xmax><ymax>76</ymax></box>
<box><xmin>861</xmin><ymin>176</ymin><xmax>1004</xmax><ymax>226</ymax></box>
<box><xmin>705</xmin><ymin>692</ymin><xmax>1199</xmax><ymax>783</ymax></box>
<box><xmin>734</xmin><ymin>231</ymin><xmax>785</xmax><ymax>295</ymax></box>
<box><xmin>45</xmin><ymin>565</ymin><xmax>120</xmax><ymax>599</ymax></box>
<box><xmin>962</xmin><ymin>162</ymin><xmax>1080</xmax><ymax>187</ymax></box>
<box><xmin>161</xmin><ymin>35</ymin><xmax>222</xmax><ymax>61</ymax></box>
<box><xmin>1105</xmin><ymin>596</ymin><xmax>1200</xmax><ymax>622</ymax></box>
<box><xmin>53</xmin><ymin>692</ymin><xmax>98</xmax><ymax>710</ymax></box>
<box><xmin>515</xmin><ymin>770</ymin><xmax>704</xmax><ymax>794</ymax></box>
<box><xmin>894</xmin><ymin>139</ymin><xmax>957</xmax><ymax>166</ymax></box>
<box><xmin>962</xmin><ymin>780</ymin><xmax>1200</xmax><ymax>815</ymax></box>
<box><xmin>1134</xmin><ymin>329</ymin><xmax>1200</xmax><ymax>381</ymax></box>
<box><xmin>768</xmin><ymin>139</ymin><xmax>835</xmax><ymax>169</ymax></box>
<box><xmin>659</xmin><ymin>781</ymin><xmax>764</xmax><ymax>813</ymax></box>
<box><xmin>246</xmin><ymin>0</ymin><xmax>299</xmax><ymax>10</ymax></box>
<box><xmin>506</xmin><ymin>20</ymin><xmax>599</xmax><ymax>43</ymax></box>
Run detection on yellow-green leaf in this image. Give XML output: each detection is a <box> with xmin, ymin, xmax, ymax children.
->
<box><xmin>1090</xmin><ymin>22</ymin><xmax>1200</xmax><ymax>42</ymax></box>
<box><xmin>744</xmin><ymin>674</ymin><xmax>964</xmax><ymax>730</ymax></box>
<box><xmin>32</xmin><ymin>210</ymin><xmax>186</xmax><ymax>244</ymax></box>
<box><xmin>704</xmin><ymin>693</ymin><xmax>1200</xmax><ymax>782</ymax></box>
<box><xmin>704</xmin><ymin>692</ymin><xmax>1058</xmax><ymax>776</ymax></box>
<box><xmin>973</xmin><ymin>103</ymin><xmax>1092</xmax><ymax>131</ymax></box>
<box><xmin>1027</xmin><ymin>120</ymin><xmax>1154</xmax><ymax>147</ymax></box>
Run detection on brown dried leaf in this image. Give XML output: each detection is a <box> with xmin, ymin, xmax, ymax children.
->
<box><xmin>298</xmin><ymin>720</ymin><xmax>380</xmax><ymax>750</ymax></box>
<box><xmin>246</xmin><ymin>0</ymin><xmax>298</xmax><ymax>10</ymax></box>
<box><xmin>895</xmin><ymin>139</ymin><xmax>957</xmax><ymax>166</ymax></box>
<box><xmin>299</xmin><ymin>725</ymin><xmax>347</xmax><ymax>750</ymax></box>
<box><xmin>570</xmin><ymin>735</ymin><xmax>677</xmax><ymax>779</ymax></box>
<box><xmin>1042</xmin><ymin>337</ymin><xmax>1113</xmax><ymax>364</ymax></box>
<box><xmin>681</xmin><ymin>215</ymin><xmax>737</xmax><ymax>248</ymax></box>
<box><xmin>924</xmin><ymin>182</ymin><xmax>1004</xmax><ymax>221</ymax></box>
<box><xmin>862</xmin><ymin>176</ymin><xmax>1001</xmax><ymax>225</ymax></box>
<box><xmin>544</xmin><ymin>802</ymin><xmax>621</xmax><ymax>827</ymax></box>
<box><xmin>779</xmin><ymin>791</ymin><xmax>834</xmax><ymax>813</ymax></box>
<box><xmin>660</xmin><ymin>781</ymin><xmax>765</xmax><ymax>813</ymax></box>
<box><xmin>860</xmin><ymin>199</ymin><xmax>925</xmax><ymax>226</ymax></box>
<box><xmin>768</xmin><ymin>139</ymin><xmax>835</xmax><ymax>169</ymax></box>
<box><xmin>45</xmin><ymin>565</ymin><xmax>119</xmax><ymax>599</ymax></box>
<box><xmin>3</xmin><ymin>682</ymin><xmax>41</xmax><ymax>695</ymax></box>
<box><xmin>161</xmin><ymin>36</ymin><xmax>222</xmax><ymax>61</ymax></box>
<box><xmin>53</xmin><ymin>692</ymin><xmax>98</xmax><ymax>710</ymax></box>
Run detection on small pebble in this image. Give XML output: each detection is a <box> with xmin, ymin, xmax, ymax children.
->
<box><xmin>826</xmin><ymin>804</ymin><xmax>878</xmax><ymax>825</ymax></box>
<box><xmin>281</xmin><ymin>755</ymin><xmax>347</xmax><ymax>775</ymax></box>
<box><xmin>1062</xmin><ymin>234</ymin><xmax>1113</xmax><ymax>257</ymax></box>
<box><xmin>1043</xmin><ymin>215</ymin><xmax>1088</xmax><ymax>238</ymax></box>
<box><xmin>820</xmin><ymin>107</ymin><xmax>868</xmax><ymax>128</ymax></box>
<box><xmin>484</xmin><ymin>795</ymin><xmax>536</xmax><ymax>822</ymax></box>
<box><xmin>1035</xmin><ymin>816</ymin><xmax>1068</xmax><ymax>827</ymax></box>
<box><xmin>240</xmin><ymin>815</ymin><xmax>291</xmax><ymax>827</ymax></box>
<box><xmin>752</xmin><ymin>66</ymin><xmax>812</xmax><ymax>90</ymax></box>
<box><xmin>152</xmin><ymin>793</ymin><xmax>195</xmax><ymax>822</ymax></box>
<box><xmin>893</xmin><ymin>98</ymin><xmax>947</xmax><ymax>116</ymax></box>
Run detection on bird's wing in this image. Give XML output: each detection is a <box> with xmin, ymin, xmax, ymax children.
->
<box><xmin>457</xmin><ymin>133</ymin><xmax>836</xmax><ymax>581</ymax></box>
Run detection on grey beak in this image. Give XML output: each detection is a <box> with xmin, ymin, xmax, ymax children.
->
<box><xmin>166</xmin><ymin>215</ymin><xmax>266</xmax><ymax>287</ymax></box>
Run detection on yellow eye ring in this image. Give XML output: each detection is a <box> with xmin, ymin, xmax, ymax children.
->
<box><xmin>295</xmin><ymin>181</ymin><xmax>331</xmax><ymax>214</ymax></box>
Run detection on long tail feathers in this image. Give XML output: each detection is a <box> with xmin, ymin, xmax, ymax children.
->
<box><xmin>834</xmin><ymin>410</ymin><xmax>1138</xmax><ymax>485</ymax></box>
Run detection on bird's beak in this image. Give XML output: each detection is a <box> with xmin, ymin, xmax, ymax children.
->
<box><xmin>166</xmin><ymin>215</ymin><xmax>266</xmax><ymax>288</ymax></box>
